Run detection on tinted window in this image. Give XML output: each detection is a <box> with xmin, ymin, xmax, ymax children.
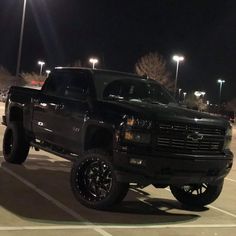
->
<box><xmin>103</xmin><ymin>79</ymin><xmax>175</xmax><ymax>105</ymax></box>
<box><xmin>64</xmin><ymin>73</ymin><xmax>89</xmax><ymax>100</ymax></box>
<box><xmin>43</xmin><ymin>74</ymin><xmax>66</xmax><ymax>96</ymax></box>
<box><xmin>43</xmin><ymin>71</ymin><xmax>89</xmax><ymax>100</ymax></box>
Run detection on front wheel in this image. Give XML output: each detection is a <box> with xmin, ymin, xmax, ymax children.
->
<box><xmin>70</xmin><ymin>149</ymin><xmax>129</xmax><ymax>210</ymax></box>
<box><xmin>3</xmin><ymin>122</ymin><xmax>30</xmax><ymax>164</ymax></box>
<box><xmin>170</xmin><ymin>181</ymin><xmax>224</xmax><ymax>207</ymax></box>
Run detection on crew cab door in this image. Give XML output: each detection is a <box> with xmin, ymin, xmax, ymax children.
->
<box><xmin>32</xmin><ymin>69</ymin><xmax>93</xmax><ymax>153</ymax></box>
<box><xmin>31</xmin><ymin>72</ymin><xmax>67</xmax><ymax>144</ymax></box>
<box><xmin>51</xmin><ymin>71</ymin><xmax>92</xmax><ymax>152</ymax></box>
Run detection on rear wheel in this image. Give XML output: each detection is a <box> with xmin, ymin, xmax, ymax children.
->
<box><xmin>170</xmin><ymin>181</ymin><xmax>224</xmax><ymax>207</ymax></box>
<box><xmin>3</xmin><ymin>122</ymin><xmax>30</xmax><ymax>164</ymax></box>
<box><xmin>70</xmin><ymin>149</ymin><xmax>129</xmax><ymax>209</ymax></box>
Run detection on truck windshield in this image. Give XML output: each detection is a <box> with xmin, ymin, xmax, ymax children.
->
<box><xmin>94</xmin><ymin>72</ymin><xmax>176</xmax><ymax>105</ymax></box>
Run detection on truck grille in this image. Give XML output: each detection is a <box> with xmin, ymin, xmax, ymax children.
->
<box><xmin>156</xmin><ymin>123</ymin><xmax>225</xmax><ymax>154</ymax></box>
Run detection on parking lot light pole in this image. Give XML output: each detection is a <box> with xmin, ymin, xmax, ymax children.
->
<box><xmin>217</xmin><ymin>79</ymin><xmax>225</xmax><ymax>104</ymax></box>
<box><xmin>38</xmin><ymin>61</ymin><xmax>45</xmax><ymax>76</ymax></box>
<box><xmin>16</xmin><ymin>0</ymin><xmax>27</xmax><ymax>77</ymax></box>
<box><xmin>89</xmin><ymin>58</ymin><xmax>98</xmax><ymax>69</ymax></box>
<box><xmin>46</xmin><ymin>70</ymin><xmax>51</xmax><ymax>77</ymax></box>
<box><xmin>194</xmin><ymin>91</ymin><xmax>206</xmax><ymax>99</ymax></box>
<box><xmin>178</xmin><ymin>88</ymin><xmax>182</xmax><ymax>100</ymax></box>
<box><xmin>183</xmin><ymin>92</ymin><xmax>187</xmax><ymax>101</ymax></box>
<box><xmin>173</xmin><ymin>55</ymin><xmax>184</xmax><ymax>97</ymax></box>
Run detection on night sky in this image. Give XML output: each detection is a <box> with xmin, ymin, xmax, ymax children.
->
<box><xmin>0</xmin><ymin>0</ymin><xmax>236</xmax><ymax>102</ymax></box>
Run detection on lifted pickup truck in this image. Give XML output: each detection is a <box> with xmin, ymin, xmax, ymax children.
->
<box><xmin>2</xmin><ymin>67</ymin><xmax>233</xmax><ymax>209</ymax></box>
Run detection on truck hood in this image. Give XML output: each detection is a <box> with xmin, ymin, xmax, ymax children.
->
<box><xmin>97</xmin><ymin>100</ymin><xmax>229</xmax><ymax>128</ymax></box>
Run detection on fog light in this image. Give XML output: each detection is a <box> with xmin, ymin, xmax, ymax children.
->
<box><xmin>130</xmin><ymin>158</ymin><xmax>144</xmax><ymax>166</ymax></box>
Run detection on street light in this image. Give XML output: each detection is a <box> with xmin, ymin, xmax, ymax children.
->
<box><xmin>16</xmin><ymin>0</ymin><xmax>27</xmax><ymax>77</ymax></box>
<box><xmin>173</xmin><ymin>55</ymin><xmax>184</xmax><ymax>97</ymax></box>
<box><xmin>178</xmin><ymin>88</ymin><xmax>182</xmax><ymax>98</ymax></box>
<box><xmin>194</xmin><ymin>91</ymin><xmax>206</xmax><ymax>98</ymax></box>
<box><xmin>89</xmin><ymin>58</ymin><xmax>98</xmax><ymax>69</ymax></box>
<box><xmin>46</xmin><ymin>70</ymin><xmax>51</xmax><ymax>77</ymax></box>
<box><xmin>201</xmin><ymin>92</ymin><xmax>206</xmax><ymax>100</ymax></box>
<box><xmin>217</xmin><ymin>79</ymin><xmax>225</xmax><ymax>104</ymax></box>
<box><xmin>183</xmin><ymin>92</ymin><xmax>187</xmax><ymax>101</ymax></box>
<box><xmin>38</xmin><ymin>61</ymin><xmax>45</xmax><ymax>76</ymax></box>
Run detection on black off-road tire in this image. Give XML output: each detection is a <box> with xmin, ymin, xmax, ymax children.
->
<box><xmin>70</xmin><ymin>149</ymin><xmax>129</xmax><ymax>210</ymax></box>
<box><xmin>3</xmin><ymin>122</ymin><xmax>30</xmax><ymax>164</ymax></box>
<box><xmin>170</xmin><ymin>181</ymin><xmax>224</xmax><ymax>207</ymax></box>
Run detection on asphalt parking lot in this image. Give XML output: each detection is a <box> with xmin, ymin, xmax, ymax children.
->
<box><xmin>0</xmin><ymin>103</ymin><xmax>235</xmax><ymax>236</ymax></box>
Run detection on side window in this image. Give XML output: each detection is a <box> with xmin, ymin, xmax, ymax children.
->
<box><xmin>43</xmin><ymin>74</ymin><xmax>66</xmax><ymax>96</ymax></box>
<box><xmin>103</xmin><ymin>79</ymin><xmax>147</xmax><ymax>100</ymax></box>
<box><xmin>64</xmin><ymin>73</ymin><xmax>89</xmax><ymax>100</ymax></box>
<box><xmin>103</xmin><ymin>80</ymin><xmax>123</xmax><ymax>99</ymax></box>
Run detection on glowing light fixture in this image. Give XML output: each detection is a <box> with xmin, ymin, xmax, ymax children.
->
<box><xmin>173</xmin><ymin>55</ymin><xmax>184</xmax><ymax>97</ymax></box>
<box><xmin>217</xmin><ymin>79</ymin><xmax>225</xmax><ymax>104</ymax></box>
<box><xmin>38</xmin><ymin>61</ymin><xmax>45</xmax><ymax>76</ymax></box>
<box><xmin>89</xmin><ymin>58</ymin><xmax>99</xmax><ymax>69</ymax></box>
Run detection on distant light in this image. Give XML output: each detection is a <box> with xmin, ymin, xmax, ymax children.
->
<box><xmin>217</xmin><ymin>79</ymin><xmax>225</xmax><ymax>83</ymax></box>
<box><xmin>38</xmin><ymin>61</ymin><xmax>45</xmax><ymax>66</ymax></box>
<box><xmin>38</xmin><ymin>60</ymin><xmax>45</xmax><ymax>76</ymax></box>
<box><xmin>89</xmin><ymin>57</ymin><xmax>99</xmax><ymax>69</ymax></box>
<box><xmin>194</xmin><ymin>91</ymin><xmax>206</xmax><ymax>97</ymax></box>
<box><xmin>89</xmin><ymin>58</ymin><xmax>98</xmax><ymax>64</ymax></box>
<box><xmin>46</xmin><ymin>70</ymin><xmax>51</xmax><ymax>76</ymax></box>
<box><xmin>173</xmin><ymin>55</ymin><xmax>184</xmax><ymax>62</ymax></box>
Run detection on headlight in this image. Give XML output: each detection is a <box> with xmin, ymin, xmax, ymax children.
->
<box><xmin>224</xmin><ymin>125</ymin><xmax>232</xmax><ymax>149</ymax></box>
<box><xmin>126</xmin><ymin>116</ymin><xmax>152</xmax><ymax>129</ymax></box>
<box><xmin>124</xmin><ymin>131</ymin><xmax>151</xmax><ymax>144</ymax></box>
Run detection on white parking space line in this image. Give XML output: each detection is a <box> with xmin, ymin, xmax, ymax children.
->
<box><xmin>1</xmin><ymin>165</ymin><xmax>112</xmax><ymax>236</ymax></box>
<box><xmin>225</xmin><ymin>177</ymin><xmax>236</xmax><ymax>183</ymax></box>
<box><xmin>208</xmin><ymin>205</ymin><xmax>236</xmax><ymax>218</ymax></box>
<box><xmin>0</xmin><ymin>224</ymin><xmax>235</xmax><ymax>231</ymax></box>
<box><xmin>162</xmin><ymin>188</ymin><xmax>236</xmax><ymax>219</ymax></box>
<box><xmin>134</xmin><ymin>187</ymin><xmax>236</xmax><ymax>220</ymax></box>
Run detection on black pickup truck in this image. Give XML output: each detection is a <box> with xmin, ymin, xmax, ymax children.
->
<box><xmin>2</xmin><ymin>67</ymin><xmax>233</xmax><ymax>209</ymax></box>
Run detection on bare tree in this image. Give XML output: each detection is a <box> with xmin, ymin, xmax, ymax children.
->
<box><xmin>0</xmin><ymin>66</ymin><xmax>24</xmax><ymax>88</ymax></box>
<box><xmin>184</xmin><ymin>92</ymin><xmax>207</xmax><ymax>111</ymax></box>
<box><xmin>226</xmin><ymin>98</ymin><xmax>236</xmax><ymax>111</ymax></box>
<box><xmin>135</xmin><ymin>52</ymin><xmax>174</xmax><ymax>90</ymax></box>
<box><xmin>21</xmin><ymin>72</ymin><xmax>46</xmax><ymax>87</ymax></box>
<box><xmin>0</xmin><ymin>66</ymin><xmax>13</xmax><ymax>88</ymax></box>
<box><xmin>0</xmin><ymin>66</ymin><xmax>25</xmax><ymax>101</ymax></box>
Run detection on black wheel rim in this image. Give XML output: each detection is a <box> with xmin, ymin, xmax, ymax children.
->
<box><xmin>181</xmin><ymin>183</ymin><xmax>208</xmax><ymax>196</ymax></box>
<box><xmin>4</xmin><ymin>130</ymin><xmax>13</xmax><ymax>155</ymax></box>
<box><xmin>74</xmin><ymin>158</ymin><xmax>113</xmax><ymax>202</ymax></box>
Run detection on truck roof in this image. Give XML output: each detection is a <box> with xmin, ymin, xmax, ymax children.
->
<box><xmin>53</xmin><ymin>67</ymin><xmax>146</xmax><ymax>80</ymax></box>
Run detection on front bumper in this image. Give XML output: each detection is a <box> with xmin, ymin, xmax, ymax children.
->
<box><xmin>113</xmin><ymin>150</ymin><xmax>233</xmax><ymax>185</ymax></box>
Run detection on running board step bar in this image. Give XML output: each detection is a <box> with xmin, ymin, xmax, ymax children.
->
<box><xmin>30</xmin><ymin>141</ymin><xmax>78</xmax><ymax>162</ymax></box>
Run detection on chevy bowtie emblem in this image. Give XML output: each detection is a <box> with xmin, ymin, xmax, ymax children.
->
<box><xmin>187</xmin><ymin>132</ymin><xmax>204</xmax><ymax>142</ymax></box>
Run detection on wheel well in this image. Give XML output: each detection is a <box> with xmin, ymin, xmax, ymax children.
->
<box><xmin>85</xmin><ymin>127</ymin><xmax>113</xmax><ymax>154</ymax></box>
<box><xmin>9</xmin><ymin>107</ymin><xmax>23</xmax><ymax>123</ymax></box>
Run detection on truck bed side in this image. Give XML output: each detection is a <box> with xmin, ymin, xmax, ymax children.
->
<box><xmin>5</xmin><ymin>86</ymin><xmax>41</xmax><ymax>132</ymax></box>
